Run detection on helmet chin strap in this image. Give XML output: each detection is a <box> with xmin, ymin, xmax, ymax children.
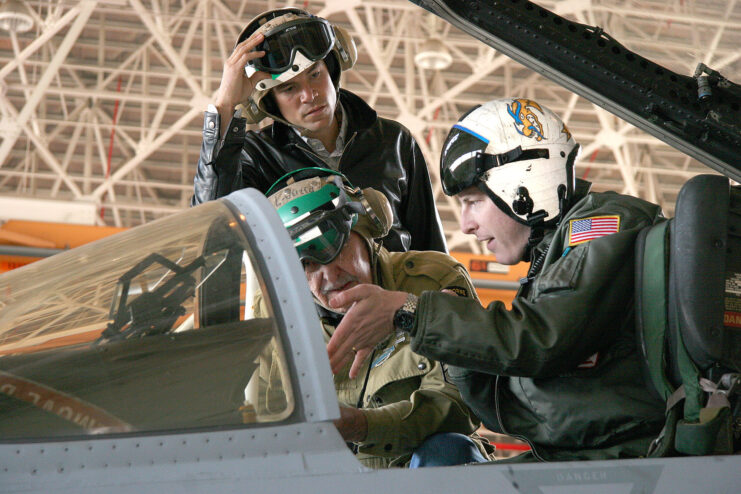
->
<box><xmin>523</xmin><ymin>230</ymin><xmax>542</xmax><ymax>264</ymax></box>
<box><xmin>522</xmin><ymin>183</ymin><xmax>569</xmax><ymax>262</ymax></box>
<box><xmin>523</xmin><ymin>211</ymin><xmax>547</xmax><ymax>263</ymax></box>
<box><xmin>315</xmin><ymin>301</ymin><xmax>344</xmax><ymax>326</ymax></box>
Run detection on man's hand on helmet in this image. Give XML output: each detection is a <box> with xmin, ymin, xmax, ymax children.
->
<box><xmin>213</xmin><ymin>32</ymin><xmax>270</xmax><ymax>137</ymax></box>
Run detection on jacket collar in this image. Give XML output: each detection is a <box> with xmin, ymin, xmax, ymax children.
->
<box><xmin>571</xmin><ymin>178</ymin><xmax>592</xmax><ymax>206</ymax></box>
<box><xmin>525</xmin><ymin>178</ymin><xmax>593</xmax><ymax>263</ymax></box>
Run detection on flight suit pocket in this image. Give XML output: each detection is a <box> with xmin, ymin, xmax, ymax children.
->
<box><xmin>531</xmin><ymin>244</ymin><xmax>587</xmax><ymax>300</ymax></box>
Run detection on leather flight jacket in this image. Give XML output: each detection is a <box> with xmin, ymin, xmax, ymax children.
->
<box><xmin>192</xmin><ymin>89</ymin><xmax>447</xmax><ymax>253</ymax></box>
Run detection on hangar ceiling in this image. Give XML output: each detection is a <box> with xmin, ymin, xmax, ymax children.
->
<box><xmin>1</xmin><ymin>0</ymin><xmax>739</xmax><ymax>252</ymax></box>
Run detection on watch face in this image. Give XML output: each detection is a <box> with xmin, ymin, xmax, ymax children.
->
<box><xmin>394</xmin><ymin>310</ymin><xmax>415</xmax><ymax>331</ymax></box>
<box><xmin>394</xmin><ymin>293</ymin><xmax>418</xmax><ymax>331</ymax></box>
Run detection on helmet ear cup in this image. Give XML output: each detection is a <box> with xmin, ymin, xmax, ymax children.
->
<box><xmin>512</xmin><ymin>186</ymin><xmax>534</xmax><ymax>216</ymax></box>
<box><xmin>333</xmin><ymin>25</ymin><xmax>357</xmax><ymax>71</ymax></box>
<box><xmin>356</xmin><ymin>188</ymin><xmax>392</xmax><ymax>240</ymax></box>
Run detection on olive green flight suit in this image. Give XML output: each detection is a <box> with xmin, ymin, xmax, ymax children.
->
<box><xmin>410</xmin><ymin>181</ymin><xmax>667</xmax><ymax>461</ymax></box>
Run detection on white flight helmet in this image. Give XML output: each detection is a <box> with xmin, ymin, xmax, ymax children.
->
<box><xmin>440</xmin><ymin>98</ymin><xmax>580</xmax><ymax>227</ymax></box>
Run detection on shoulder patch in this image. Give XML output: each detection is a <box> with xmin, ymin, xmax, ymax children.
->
<box><xmin>443</xmin><ymin>285</ymin><xmax>469</xmax><ymax>298</ymax></box>
<box><xmin>567</xmin><ymin>215</ymin><xmax>620</xmax><ymax>246</ymax></box>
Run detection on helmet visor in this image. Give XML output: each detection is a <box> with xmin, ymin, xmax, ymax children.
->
<box><xmin>441</xmin><ymin>124</ymin><xmax>549</xmax><ymax>196</ymax></box>
<box><xmin>247</xmin><ymin>18</ymin><xmax>335</xmax><ymax>74</ymax></box>
<box><xmin>440</xmin><ymin>125</ymin><xmax>488</xmax><ymax>196</ymax></box>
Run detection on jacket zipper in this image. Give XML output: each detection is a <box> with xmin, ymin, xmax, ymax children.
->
<box><xmin>288</xmin><ymin>143</ymin><xmax>331</xmax><ymax>168</ymax></box>
<box><xmin>336</xmin><ymin>131</ymin><xmax>358</xmax><ymax>171</ymax></box>
<box><xmin>351</xmin><ymin>348</ymin><xmax>376</xmax><ymax>455</ymax></box>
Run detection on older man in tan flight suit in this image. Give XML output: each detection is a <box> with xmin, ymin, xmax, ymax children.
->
<box><xmin>253</xmin><ymin>168</ymin><xmax>491</xmax><ymax>468</ymax></box>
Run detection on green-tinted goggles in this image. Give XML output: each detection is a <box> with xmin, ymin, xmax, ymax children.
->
<box><xmin>289</xmin><ymin>202</ymin><xmax>363</xmax><ymax>265</ymax></box>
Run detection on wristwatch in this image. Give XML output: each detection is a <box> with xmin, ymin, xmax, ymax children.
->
<box><xmin>393</xmin><ymin>293</ymin><xmax>418</xmax><ymax>332</ymax></box>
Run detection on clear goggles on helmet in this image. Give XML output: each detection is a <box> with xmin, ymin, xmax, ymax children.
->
<box><xmin>288</xmin><ymin>194</ymin><xmax>365</xmax><ymax>266</ymax></box>
<box><xmin>243</xmin><ymin>17</ymin><xmax>336</xmax><ymax>75</ymax></box>
<box><xmin>440</xmin><ymin>124</ymin><xmax>549</xmax><ymax>195</ymax></box>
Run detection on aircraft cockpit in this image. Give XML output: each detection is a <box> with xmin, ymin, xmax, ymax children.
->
<box><xmin>0</xmin><ymin>196</ymin><xmax>300</xmax><ymax>440</ymax></box>
<box><xmin>1</xmin><ymin>0</ymin><xmax>740</xmax><ymax>492</ymax></box>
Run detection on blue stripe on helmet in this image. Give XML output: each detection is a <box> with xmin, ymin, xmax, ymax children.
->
<box><xmin>453</xmin><ymin>124</ymin><xmax>489</xmax><ymax>144</ymax></box>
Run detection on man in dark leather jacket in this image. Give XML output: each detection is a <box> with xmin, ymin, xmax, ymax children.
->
<box><xmin>325</xmin><ymin>98</ymin><xmax>666</xmax><ymax>461</ymax></box>
<box><xmin>191</xmin><ymin>8</ymin><xmax>446</xmax><ymax>253</ymax></box>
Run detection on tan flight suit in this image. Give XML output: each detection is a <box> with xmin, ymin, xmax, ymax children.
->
<box><xmin>253</xmin><ymin>242</ymin><xmax>490</xmax><ymax>468</ymax></box>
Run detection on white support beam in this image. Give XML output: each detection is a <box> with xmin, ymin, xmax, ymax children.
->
<box><xmin>91</xmin><ymin>106</ymin><xmax>202</xmax><ymax>200</ymax></box>
<box><xmin>416</xmin><ymin>54</ymin><xmax>511</xmax><ymax>120</ymax></box>
<box><xmin>0</xmin><ymin>0</ymin><xmax>96</xmax><ymax>167</ymax></box>
<box><xmin>0</xmin><ymin>6</ymin><xmax>82</xmax><ymax>80</ymax></box>
<box><xmin>0</xmin><ymin>93</ymin><xmax>84</xmax><ymax>198</ymax></box>
<box><xmin>50</xmin><ymin>109</ymin><xmax>86</xmax><ymax>197</ymax></box>
<box><xmin>698</xmin><ymin>0</ymin><xmax>738</xmax><ymax>67</ymax></box>
<box><xmin>98</xmin><ymin>0</ymin><xmax>201</xmax><ymax>90</ymax></box>
<box><xmin>128</xmin><ymin>0</ymin><xmax>207</xmax><ymax>102</ymax></box>
<box><xmin>346</xmin><ymin>7</ymin><xmax>410</xmax><ymax>116</ymax></box>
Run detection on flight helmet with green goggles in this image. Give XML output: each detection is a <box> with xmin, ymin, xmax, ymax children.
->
<box><xmin>236</xmin><ymin>8</ymin><xmax>357</xmax><ymax>125</ymax></box>
<box><xmin>266</xmin><ymin>168</ymin><xmax>385</xmax><ymax>265</ymax></box>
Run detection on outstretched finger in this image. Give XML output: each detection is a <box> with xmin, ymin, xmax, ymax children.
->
<box><xmin>348</xmin><ymin>348</ymin><xmax>372</xmax><ymax>379</ymax></box>
<box><xmin>327</xmin><ymin>334</ymin><xmax>352</xmax><ymax>373</ymax></box>
<box><xmin>326</xmin><ymin>318</ymin><xmax>350</xmax><ymax>357</ymax></box>
<box><xmin>330</xmin><ymin>354</ymin><xmax>348</xmax><ymax>375</ymax></box>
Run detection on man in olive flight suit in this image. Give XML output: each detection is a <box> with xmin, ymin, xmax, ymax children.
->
<box><xmin>326</xmin><ymin>99</ymin><xmax>667</xmax><ymax>461</ymax></box>
<box><xmin>255</xmin><ymin>170</ymin><xmax>491</xmax><ymax>468</ymax></box>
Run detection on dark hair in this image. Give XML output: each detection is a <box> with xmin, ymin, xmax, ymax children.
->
<box><xmin>323</xmin><ymin>53</ymin><xmax>341</xmax><ymax>88</ymax></box>
<box><xmin>262</xmin><ymin>92</ymin><xmax>280</xmax><ymax>119</ymax></box>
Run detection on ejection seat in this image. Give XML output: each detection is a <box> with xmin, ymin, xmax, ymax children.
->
<box><xmin>635</xmin><ymin>174</ymin><xmax>741</xmax><ymax>456</ymax></box>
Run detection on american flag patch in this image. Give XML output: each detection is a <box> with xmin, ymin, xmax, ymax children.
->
<box><xmin>568</xmin><ymin>216</ymin><xmax>620</xmax><ymax>246</ymax></box>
